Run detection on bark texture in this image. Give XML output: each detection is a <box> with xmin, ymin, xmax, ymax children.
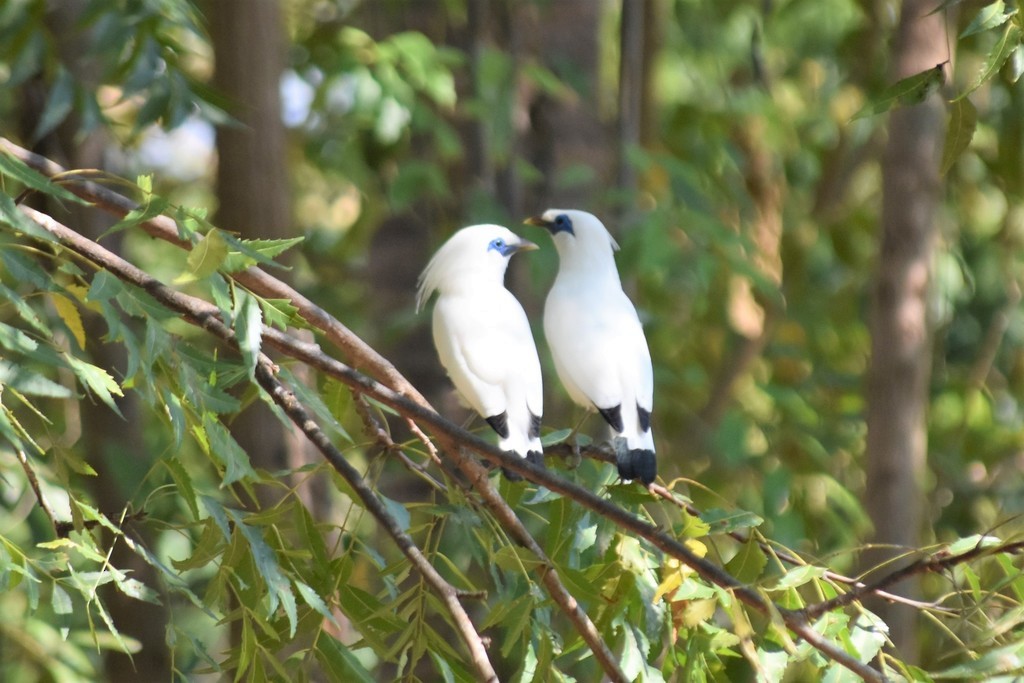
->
<box><xmin>209</xmin><ymin>0</ymin><xmax>295</xmax><ymax>483</ymax></box>
<box><xmin>863</xmin><ymin>0</ymin><xmax>947</xmax><ymax>658</ymax></box>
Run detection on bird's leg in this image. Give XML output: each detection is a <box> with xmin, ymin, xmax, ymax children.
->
<box><xmin>563</xmin><ymin>412</ymin><xmax>592</xmax><ymax>469</ymax></box>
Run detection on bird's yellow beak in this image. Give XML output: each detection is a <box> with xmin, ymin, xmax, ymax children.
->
<box><xmin>523</xmin><ymin>215</ymin><xmax>550</xmax><ymax>228</ymax></box>
<box><xmin>515</xmin><ymin>239</ymin><xmax>539</xmax><ymax>252</ymax></box>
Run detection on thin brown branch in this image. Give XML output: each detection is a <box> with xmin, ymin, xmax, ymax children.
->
<box><xmin>351</xmin><ymin>392</ymin><xmax>447</xmax><ymax>492</ymax></box>
<box><xmin>803</xmin><ymin>539</ymin><xmax>1024</xmax><ymax>620</ymax></box>
<box><xmin>16</xmin><ymin>205</ymin><xmax>499</xmax><ymax>683</ymax></box>
<box><xmin>15</xmin><ymin>448</ymin><xmax>59</xmax><ymax>535</ymax></box>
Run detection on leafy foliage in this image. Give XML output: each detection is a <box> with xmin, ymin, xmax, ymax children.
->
<box><xmin>2</xmin><ymin>1</ymin><xmax>1024</xmax><ymax>682</ymax></box>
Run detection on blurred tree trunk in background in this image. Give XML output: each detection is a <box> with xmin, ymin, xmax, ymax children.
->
<box><xmin>28</xmin><ymin>3</ymin><xmax>170</xmax><ymax>679</ymax></box>
<box><xmin>862</xmin><ymin>0</ymin><xmax>947</xmax><ymax>659</ymax></box>
<box><xmin>523</xmin><ymin>1</ymin><xmax>612</xmax><ymax>211</ymax></box>
<box><xmin>208</xmin><ymin>0</ymin><xmax>298</xmax><ymax>503</ymax></box>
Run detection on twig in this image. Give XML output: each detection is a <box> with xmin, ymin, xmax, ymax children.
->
<box><xmin>15</xmin><ymin>448</ymin><xmax>59</xmax><ymax>535</ymax></box>
<box><xmin>802</xmin><ymin>539</ymin><xmax>1024</xmax><ymax>620</ymax></box>
<box><xmin>16</xmin><ymin>205</ymin><xmax>500</xmax><ymax>683</ymax></box>
<box><xmin>351</xmin><ymin>392</ymin><xmax>448</xmax><ymax>492</ymax></box>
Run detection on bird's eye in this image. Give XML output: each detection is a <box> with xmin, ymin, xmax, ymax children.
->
<box><xmin>491</xmin><ymin>238</ymin><xmax>505</xmax><ymax>249</ymax></box>
<box><xmin>555</xmin><ymin>215</ymin><xmax>566</xmax><ymax>226</ymax></box>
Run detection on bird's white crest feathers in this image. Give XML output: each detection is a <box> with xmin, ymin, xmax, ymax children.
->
<box><xmin>418</xmin><ymin>224</ymin><xmax>544</xmax><ymax>464</ymax></box>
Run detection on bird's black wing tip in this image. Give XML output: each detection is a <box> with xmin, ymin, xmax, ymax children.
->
<box><xmin>597</xmin><ymin>404</ymin><xmax>624</xmax><ymax>433</ymax></box>
<box><xmin>485</xmin><ymin>412</ymin><xmax>510</xmax><ymax>439</ymax></box>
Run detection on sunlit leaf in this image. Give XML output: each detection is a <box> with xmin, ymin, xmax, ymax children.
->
<box><xmin>184</xmin><ymin>228</ymin><xmax>229</xmax><ymax>281</ymax></box>
<box><xmin>772</xmin><ymin>564</ymin><xmax>826</xmax><ymax>590</ymax></box>
<box><xmin>700</xmin><ymin>508</ymin><xmax>764</xmax><ymax>535</ymax></box>
<box><xmin>64</xmin><ymin>354</ymin><xmax>124</xmax><ymax>417</ymax></box>
<box><xmin>726</xmin><ymin>536</ymin><xmax>767</xmax><ymax>584</ymax></box>
<box><xmin>957</xmin><ymin>23</ymin><xmax>1024</xmax><ymax>99</ymax></box>
<box><xmin>221</xmin><ymin>234</ymin><xmax>304</xmax><ymax>273</ymax></box>
<box><xmin>100</xmin><ymin>196</ymin><xmax>170</xmax><ymax>240</ymax></box>
<box><xmin>233</xmin><ymin>292</ymin><xmax>262</xmax><ymax>379</ymax></box>
<box><xmin>50</xmin><ymin>293</ymin><xmax>86</xmax><ymax>350</ymax></box>
<box><xmin>257</xmin><ymin>297</ymin><xmax>304</xmax><ymax>331</ymax></box>
<box><xmin>960</xmin><ymin>1</ymin><xmax>1015</xmax><ymax>38</ymax></box>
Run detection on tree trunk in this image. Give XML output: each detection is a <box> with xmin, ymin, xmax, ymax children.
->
<box><xmin>862</xmin><ymin>0</ymin><xmax>947</xmax><ymax>659</ymax></box>
<box><xmin>208</xmin><ymin>0</ymin><xmax>299</xmax><ymax>491</ymax></box>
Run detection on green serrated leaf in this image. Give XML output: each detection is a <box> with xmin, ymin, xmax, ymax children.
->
<box><xmin>0</xmin><ymin>322</ymin><xmax>39</xmax><ymax>354</ymax></box>
<box><xmin>772</xmin><ymin>564</ymin><xmax>826</xmax><ymax>590</ymax></box>
<box><xmin>258</xmin><ymin>297</ymin><xmax>304</xmax><ymax>331</ymax></box>
<box><xmin>163</xmin><ymin>457</ymin><xmax>200</xmax><ymax>520</ymax></box>
<box><xmin>947</xmin><ymin>533</ymin><xmax>1001</xmax><ymax>555</ymax></box>
<box><xmin>101</xmin><ymin>196</ymin><xmax>170</xmax><ymax>240</ymax></box>
<box><xmin>958</xmin><ymin>23</ymin><xmax>1024</xmax><ymax>99</ymax></box>
<box><xmin>221</xmin><ymin>234</ymin><xmax>303</xmax><ymax>273</ymax></box>
<box><xmin>224</xmin><ymin>507</ymin><xmax>297</xmax><ymax>637</ymax></box>
<box><xmin>853</xmin><ymin>65</ymin><xmax>945</xmax><ymax>119</ymax></box>
<box><xmin>295</xmin><ymin>579</ymin><xmax>341</xmax><ymax>628</ymax></box>
<box><xmin>941</xmin><ymin>97</ymin><xmax>978</xmax><ymax>174</ymax></box>
<box><xmin>960</xmin><ymin>1</ymin><xmax>1015</xmax><ymax>38</ymax></box>
<box><xmin>315</xmin><ymin>638</ymin><xmax>376</xmax><ymax>683</ymax></box>
<box><xmin>932</xmin><ymin>640</ymin><xmax>1024</xmax><ymax>679</ymax></box>
<box><xmin>726</xmin><ymin>536</ymin><xmax>768</xmax><ymax>584</ymax></box>
<box><xmin>0</xmin><ymin>360</ymin><xmax>72</xmax><ymax>398</ymax></box>
<box><xmin>52</xmin><ymin>583</ymin><xmax>73</xmax><ymax>616</ymax></box>
<box><xmin>234</xmin><ymin>292</ymin><xmax>262</xmax><ymax>379</ymax></box>
<box><xmin>700</xmin><ymin>508</ymin><xmax>764</xmax><ymax>534</ymax></box>
<box><xmin>540</xmin><ymin>428</ymin><xmax>574</xmax><ymax>446</ymax></box>
<box><xmin>64</xmin><ymin>354</ymin><xmax>124</xmax><ymax>417</ymax></box>
<box><xmin>0</xmin><ymin>193</ymin><xmax>60</xmax><ymax>245</ymax></box>
<box><xmin>184</xmin><ymin>228</ymin><xmax>229</xmax><ymax>280</ymax></box>
<box><xmin>0</xmin><ymin>283</ymin><xmax>50</xmax><ymax>335</ymax></box>
<box><xmin>200</xmin><ymin>414</ymin><xmax>257</xmax><ymax>486</ymax></box>
<box><xmin>0</xmin><ymin>152</ymin><xmax>85</xmax><ymax>205</ymax></box>
<box><xmin>33</xmin><ymin>67</ymin><xmax>75</xmax><ymax>141</ymax></box>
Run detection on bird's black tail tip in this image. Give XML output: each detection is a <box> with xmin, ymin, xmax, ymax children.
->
<box><xmin>617</xmin><ymin>449</ymin><xmax>656</xmax><ymax>486</ymax></box>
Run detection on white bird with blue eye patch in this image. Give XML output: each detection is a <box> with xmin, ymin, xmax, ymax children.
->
<box><xmin>417</xmin><ymin>224</ymin><xmax>544</xmax><ymax>477</ymax></box>
<box><xmin>526</xmin><ymin>209</ymin><xmax>657</xmax><ymax>485</ymax></box>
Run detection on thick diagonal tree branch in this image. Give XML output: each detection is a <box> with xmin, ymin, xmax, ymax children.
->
<box><xmin>15</xmin><ymin>205</ymin><xmax>500</xmax><ymax>683</ymax></box>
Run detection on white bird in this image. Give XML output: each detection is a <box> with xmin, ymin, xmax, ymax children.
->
<box><xmin>416</xmin><ymin>224</ymin><xmax>544</xmax><ymax>477</ymax></box>
<box><xmin>526</xmin><ymin>209</ymin><xmax>656</xmax><ymax>485</ymax></box>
